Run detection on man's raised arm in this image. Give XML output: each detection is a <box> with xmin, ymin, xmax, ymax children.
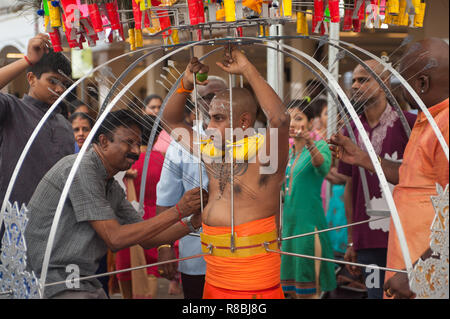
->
<box><xmin>216</xmin><ymin>46</ymin><xmax>290</xmax><ymax>172</ymax></box>
<box><xmin>162</xmin><ymin>58</ymin><xmax>209</xmax><ymax>154</ymax></box>
<box><xmin>0</xmin><ymin>34</ymin><xmax>51</xmax><ymax>90</ymax></box>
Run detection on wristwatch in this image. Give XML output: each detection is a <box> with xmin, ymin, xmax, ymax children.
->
<box><xmin>182</xmin><ymin>215</ymin><xmax>201</xmax><ymax>233</ymax></box>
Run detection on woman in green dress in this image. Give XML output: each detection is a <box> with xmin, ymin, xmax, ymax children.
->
<box><xmin>281</xmin><ymin>99</ymin><xmax>337</xmax><ymax>298</ymax></box>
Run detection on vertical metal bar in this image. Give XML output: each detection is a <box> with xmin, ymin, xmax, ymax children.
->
<box><xmin>190</xmin><ymin>34</ymin><xmax>204</xmax><ymax>213</ymax></box>
<box><xmin>326</xmin><ymin>22</ymin><xmax>340</xmax><ymax>213</ymax></box>
<box><xmin>229</xmin><ymin>70</ymin><xmax>235</xmax><ymax>253</ymax></box>
<box><xmin>193</xmin><ymin>74</ymin><xmax>204</xmax><ymax>212</ymax></box>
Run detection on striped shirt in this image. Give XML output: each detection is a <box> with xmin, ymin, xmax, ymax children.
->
<box><xmin>25</xmin><ymin>148</ymin><xmax>142</xmax><ymax>298</ymax></box>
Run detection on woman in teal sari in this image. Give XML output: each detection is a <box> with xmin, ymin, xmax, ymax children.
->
<box><xmin>281</xmin><ymin>99</ymin><xmax>337</xmax><ymax>298</ymax></box>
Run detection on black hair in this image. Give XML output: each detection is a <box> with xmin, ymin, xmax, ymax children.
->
<box><xmin>27</xmin><ymin>50</ymin><xmax>72</xmax><ymax>79</ymax></box>
<box><xmin>287</xmin><ymin>98</ymin><xmax>316</xmax><ymax>121</ymax></box>
<box><xmin>310</xmin><ymin>98</ymin><xmax>328</xmax><ymax>118</ymax></box>
<box><xmin>69</xmin><ymin>100</ymin><xmax>89</xmax><ymax>114</ymax></box>
<box><xmin>93</xmin><ymin>109</ymin><xmax>143</xmax><ymax>144</ymax></box>
<box><xmin>144</xmin><ymin>94</ymin><xmax>163</xmax><ymax>106</ymax></box>
<box><xmin>141</xmin><ymin>115</ymin><xmax>162</xmax><ymax>146</ymax></box>
<box><xmin>305</xmin><ymin>79</ymin><xmax>325</xmax><ymax>98</ymax></box>
<box><xmin>69</xmin><ymin>112</ymin><xmax>94</xmax><ymax>129</ymax></box>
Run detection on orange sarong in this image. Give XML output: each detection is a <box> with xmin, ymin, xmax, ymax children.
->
<box><xmin>201</xmin><ymin>215</ymin><xmax>284</xmax><ymax>299</ymax></box>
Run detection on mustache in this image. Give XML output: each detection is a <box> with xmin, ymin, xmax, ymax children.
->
<box><xmin>126</xmin><ymin>153</ymin><xmax>140</xmax><ymax>161</ymax></box>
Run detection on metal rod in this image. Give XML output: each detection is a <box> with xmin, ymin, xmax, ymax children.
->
<box><xmin>190</xmin><ymin>31</ymin><xmax>205</xmax><ymax>213</ymax></box>
<box><xmin>44</xmin><ymin>252</ymin><xmax>210</xmax><ymax>288</ymax></box>
<box><xmin>193</xmin><ymin>71</ymin><xmax>204</xmax><ymax>213</ymax></box>
<box><xmin>229</xmin><ymin>70</ymin><xmax>236</xmax><ymax>253</ymax></box>
<box><xmin>282</xmin><ymin>216</ymin><xmax>389</xmax><ymax>241</ymax></box>
<box><xmin>264</xmin><ymin>244</ymin><xmax>408</xmax><ymax>274</ymax></box>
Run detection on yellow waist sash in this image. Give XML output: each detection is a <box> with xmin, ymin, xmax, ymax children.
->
<box><xmin>200</xmin><ymin>229</ymin><xmax>279</xmax><ymax>258</ymax></box>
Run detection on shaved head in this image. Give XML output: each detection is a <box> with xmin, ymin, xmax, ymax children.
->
<box><xmin>399</xmin><ymin>38</ymin><xmax>449</xmax><ymax>108</ymax></box>
<box><xmin>206</xmin><ymin>88</ymin><xmax>259</xmax><ymax>147</ymax></box>
<box><xmin>210</xmin><ymin>88</ymin><xmax>258</xmax><ymax>126</ymax></box>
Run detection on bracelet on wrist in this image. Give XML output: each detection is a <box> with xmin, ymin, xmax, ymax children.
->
<box><xmin>176</xmin><ymin>78</ymin><xmax>193</xmax><ymax>94</ymax></box>
<box><xmin>175</xmin><ymin>204</ymin><xmax>186</xmax><ymax>226</ymax></box>
<box><xmin>24</xmin><ymin>56</ymin><xmax>33</xmax><ymax>66</ymax></box>
<box><xmin>157</xmin><ymin>244</ymin><xmax>172</xmax><ymax>252</ymax></box>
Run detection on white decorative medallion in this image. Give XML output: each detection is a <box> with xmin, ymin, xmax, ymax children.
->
<box><xmin>0</xmin><ymin>202</ymin><xmax>40</xmax><ymax>299</ymax></box>
<box><xmin>410</xmin><ymin>184</ymin><xmax>449</xmax><ymax>299</ymax></box>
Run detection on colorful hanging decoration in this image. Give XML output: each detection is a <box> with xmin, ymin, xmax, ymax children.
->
<box><xmin>26</xmin><ymin>0</ymin><xmax>427</xmax><ymax>52</ymax></box>
<box><xmin>224</xmin><ymin>0</ymin><xmax>237</xmax><ymax>22</ymax></box>
<box><xmin>328</xmin><ymin>0</ymin><xmax>340</xmax><ymax>23</ymax></box>
<box><xmin>296</xmin><ymin>11</ymin><xmax>308</xmax><ymax>36</ymax></box>
<box><xmin>312</xmin><ymin>0</ymin><xmax>327</xmax><ymax>35</ymax></box>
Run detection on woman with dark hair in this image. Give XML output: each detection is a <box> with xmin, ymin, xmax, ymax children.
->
<box><xmin>281</xmin><ymin>99</ymin><xmax>336</xmax><ymax>299</ymax></box>
<box><xmin>69</xmin><ymin>112</ymin><xmax>94</xmax><ymax>152</ymax></box>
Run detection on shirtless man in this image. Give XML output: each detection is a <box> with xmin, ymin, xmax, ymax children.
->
<box><xmin>163</xmin><ymin>46</ymin><xmax>289</xmax><ymax>299</ymax></box>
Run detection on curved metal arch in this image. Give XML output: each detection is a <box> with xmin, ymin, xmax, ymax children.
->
<box><xmin>138</xmin><ymin>40</ymin><xmax>362</xmax><ymax>217</ymax></box>
<box><xmin>247</xmin><ymin>37</ymin><xmax>413</xmax><ymax>273</ymax></box>
<box><xmin>38</xmin><ymin>40</ymin><xmax>213</xmax><ymax>298</ymax></box>
<box><xmin>137</xmin><ymin>37</ymin><xmax>413</xmax><ymax>275</ymax></box>
<box><xmin>97</xmin><ymin>47</ymin><xmax>165</xmax><ymax>116</ymax></box>
<box><xmin>0</xmin><ymin>45</ymin><xmax>163</xmax><ymax>230</ymax></box>
<box><xmin>322</xmin><ymin>36</ymin><xmax>449</xmax><ymax>161</ymax></box>
<box><xmin>138</xmin><ymin>46</ymin><xmax>224</xmax><ymax>213</ymax></box>
<box><xmin>39</xmin><ymin>38</ymin><xmax>351</xmax><ymax>295</ymax></box>
<box><xmin>38</xmin><ymin>36</ymin><xmax>417</xmax><ymax>296</ymax></box>
<box><xmin>91</xmin><ymin>34</ymin><xmax>415</xmax><ymax>219</ymax></box>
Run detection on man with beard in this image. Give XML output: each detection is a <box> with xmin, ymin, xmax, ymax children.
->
<box><xmin>336</xmin><ymin>60</ymin><xmax>416</xmax><ymax>299</ymax></box>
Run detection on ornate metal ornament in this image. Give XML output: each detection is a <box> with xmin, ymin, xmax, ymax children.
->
<box><xmin>0</xmin><ymin>202</ymin><xmax>40</xmax><ymax>299</ymax></box>
<box><xmin>410</xmin><ymin>184</ymin><xmax>449</xmax><ymax>299</ymax></box>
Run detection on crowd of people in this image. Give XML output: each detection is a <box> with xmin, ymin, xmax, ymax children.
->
<box><xmin>0</xmin><ymin>33</ymin><xmax>448</xmax><ymax>300</ymax></box>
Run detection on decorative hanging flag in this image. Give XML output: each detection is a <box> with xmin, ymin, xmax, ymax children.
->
<box><xmin>387</xmin><ymin>0</ymin><xmax>400</xmax><ymax>15</ymax></box>
<box><xmin>296</xmin><ymin>11</ymin><xmax>308</xmax><ymax>35</ymax></box>
<box><xmin>224</xmin><ymin>0</ymin><xmax>236</xmax><ymax>22</ymax></box>
<box><xmin>343</xmin><ymin>7</ymin><xmax>353</xmax><ymax>30</ymax></box>
<box><xmin>413</xmin><ymin>0</ymin><xmax>426</xmax><ymax>27</ymax></box>
<box><xmin>313</xmin><ymin>0</ymin><xmax>325</xmax><ymax>33</ymax></box>
<box><xmin>328</xmin><ymin>0</ymin><xmax>340</xmax><ymax>23</ymax></box>
<box><xmin>282</xmin><ymin>0</ymin><xmax>292</xmax><ymax>17</ymax></box>
<box><xmin>87</xmin><ymin>2</ymin><xmax>104</xmax><ymax>33</ymax></box>
<box><xmin>48</xmin><ymin>1</ymin><xmax>62</xmax><ymax>28</ymax></box>
<box><xmin>48</xmin><ymin>27</ymin><xmax>63</xmax><ymax>51</ymax></box>
<box><xmin>105</xmin><ymin>1</ymin><xmax>125</xmax><ymax>40</ymax></box>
